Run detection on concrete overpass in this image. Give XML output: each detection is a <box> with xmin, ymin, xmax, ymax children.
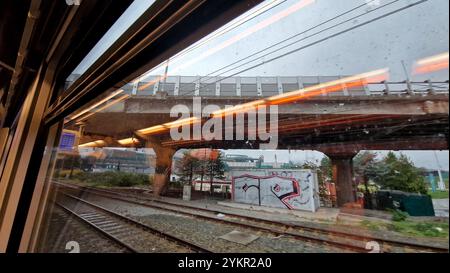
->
<box><xmin>71</xmin><ymin>75</ymin><xmax>449</xmax><ymax>206</ymax></box>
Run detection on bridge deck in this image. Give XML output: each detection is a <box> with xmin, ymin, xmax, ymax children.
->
<box><xmin>67</xmin><ymin>76</ymin><xmax>448</xmax><ymax>151</ymax></box>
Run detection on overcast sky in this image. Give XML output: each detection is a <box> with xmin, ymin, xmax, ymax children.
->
<box><xmin>75</xmin><ymin>0</ymin><xmax>449</xmax><ymax>81</ymax></box>
<box><xmin>74</xmin><ymin>0</ymin><xmax>449</xmax><ymax>171</ymax></box>
<box><xmin>220</xmin><ymin>149</ymin><xmax>449</xmax><ymax>171</ymax></box>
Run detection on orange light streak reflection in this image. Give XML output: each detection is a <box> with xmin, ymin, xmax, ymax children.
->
<box><xmin>413</xmin><ymin>52</ymin><xmax>449</xmax><ymax>75</ymax></box>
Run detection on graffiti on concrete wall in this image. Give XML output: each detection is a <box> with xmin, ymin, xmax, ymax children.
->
<box><xmin>233</xmin><ymin>170</ymin><xmax>317</xmax><ymax>211</ymax></box>
<box><xmin>267</xmin><ymin>170</ymin><xmax>313</xmax><ymax>207</ymax></box>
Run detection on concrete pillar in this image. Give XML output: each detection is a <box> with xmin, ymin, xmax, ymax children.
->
<box><xmin>145</xmin><ymin>139</ymin><xmax>175</xmax><ymax>196</ymax></box>
<box><xmin>325</xmin><ymin>152</ymin><xmax>358</xmax><ymax>207</ymax></box>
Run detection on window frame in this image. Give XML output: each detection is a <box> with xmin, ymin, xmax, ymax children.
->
<box><xmin>6</xmin><ymin>0</ymin><xmax>263</xmax><ymax>253</ymax></box>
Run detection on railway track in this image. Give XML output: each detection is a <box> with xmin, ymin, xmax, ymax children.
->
<box><xmin>44</xmin><ymin>205</ymin><xmax>133</xmax><ymax>253</ymax></box>
<box><xmin>56</xmin><ymin>192</ymin><xmax>213</xmax><ymax>253</ymax></box>
<box><xmin>55</xmin><ymin>202</ymin><xmax>139</xmax><ymax>253</ymax></box>
<box><xmin>54</xmin><ymin>181</ymin><xmax>449</xmax><ymax>253</ymax></box>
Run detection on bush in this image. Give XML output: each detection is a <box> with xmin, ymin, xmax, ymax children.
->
<box><xmin>388</xmin><ymin>208</ymin><xmax>409</xmax><ymax>222</ymax></box>
<box><xmin>72</xmin><ymin>171</ymin><xmax>90</xmax><ymax>181</ymax></box>
<box><xmin>374</xmin><ymin>152</ymin><xmax>428</xmax><ymax>194</ymax></box>
<box><xmin>72</xmin><ymin>171</ymin><xmax>150</xmax><ymax>187</ymax></box>
<box><xmin>56</xmin><ymin>169</ymin><xmax>83</xmax><ymax>178</ymax></box>
<box><xmin>169</xmin><ymin>181</ymin><xmax>184</xmax><ymax>189</ymax></box>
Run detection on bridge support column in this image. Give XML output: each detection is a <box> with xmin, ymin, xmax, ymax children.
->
<box><xmin>145</xmin><ymin>140</ymin><xmax>175</xmax><ymax>197</ymax></box>
<box><xmin>325</xmin><ymin>152</ymin><xmax>358</xmax><ymax>207</ymax></box>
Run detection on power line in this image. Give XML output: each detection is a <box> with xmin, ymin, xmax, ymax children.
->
<box><xmin>72</xmin><ymin>1</ymin><xmax>288</xmax><ymax>120</ymax></box>
<box><xmin>138</xmin><ymin>0</ymin><xmax>288</xmax><ymax>80</ymax></box>
<box><xmin>82</xmin><ymin>0</ymin><xmax>385</xmax><ymax>116</ymax></box>
<box><xmin>175</xmin><ymin>0</ymin><xmax>401</xmax><ymax>96</ymax></box>
<box><xmin>178</xmin><ymin>0</ymin><xmax>427</xmax><ymax>97</ymax></box>
<box><xmin>78</xmin><ymin>0</ymin><xmax>431</xmax><ymax>121</ymax></box>
<box><xmin>229</xmin><ymin>0</ymin><xmax>428</xmax><ymax>79</ymax></box>
<box><xmin>212</xmin><ymin>0</ymin><xmax>403</xmax><ymax>79</ymax></box>
<box><xmin>197</xmin><ymin>0</ymin><xmax>383</xmax><ymax>83</ymax></box>
<box><xmin>136</xmin><ymin>0</ymin><xmax>381</xmax><ymax>93</ymax></box>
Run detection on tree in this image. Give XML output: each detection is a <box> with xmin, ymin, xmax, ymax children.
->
<box><xmin>315</xmin><ymin>157</ymin><xmax>332</xmax><ymax>204</ymax></box>
<box><xmin>177</xmin><ymin>152</ymin><xmax>200</xmax><ymax>185</ymax></box>
<box><xmin>319</xmin><ymin>156</ymin><xmax>332</xmax><ymax>183</ymax></box>
<box><xmin>354</xmin><ymin>151</ymin><xmax>378</xmax><ymax>177</ymax></box>
<box><xmin>177</xmin><ymin>150</ymin><xmax>226</xmax><ymax>194</ymax></box>
<box><xmin>373</xmin><ymin>152</ymin><xmax>428</xmax><ymax>194</ymax></box>
<box><xmin>205</xmin><ymin>151</ymin><xmax>226</xmax><ymax>194</ymax></box>
<box><xmin>353</xmin><ymin>151</ymin><xmax>379</xmax><ymax>208</ymax></box>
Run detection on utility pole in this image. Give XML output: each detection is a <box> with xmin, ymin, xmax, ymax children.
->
<box><xmin>161</xmin><ymin>59</ymin><xmax>170</xmax><ymax>93</ymax></box>
<box><xmin>433</xmin><ymin>151</ymin><xmax>446</xmax><ymax>190</ymax></box>
<box><xmin>401</xmin><ymin>60</ymin><xmax>413</xmax><ymax>94</ymax></box>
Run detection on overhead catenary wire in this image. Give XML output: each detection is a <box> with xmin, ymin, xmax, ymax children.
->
<box><xmin>70</xmin><ymin>0</ymin><xmax>288</xmax><ymax>121</ymax></box>
<box><xmin>145</xmin><ymin>0</ymin><xmax>391</xmax><ymax>96</ymax></box>
<box><xmin>178</xmin><ymin>0</ymin><xmax>408</xmax><ymax>96</ymax></box>
<box><xmin>175</xmin><ymin>0</ymin><xmax>428</xmax><ymax>97</ymax></box>
<box><xmin>195</xmin><ymin>0</ymin><xmax>384</xmax><ymax>84</ymax></box>
<box><xmin>137</xmin><ymin>0</ymin><xmax>288</xmax><ymax>81</ymax></box>
<box><xmin>150</xmin><ymin>0</ymin><xmax>387</xmax><ymax>96</ymax></box>
<box><xmin>74</xmin><ymin>0</ymin><xmax>389</xmax><ymax>119</ymax></box>
<box><xmin>74</xmin><ymin>0</ymin><xmax>431</xmax><ymax>122</ymax></box>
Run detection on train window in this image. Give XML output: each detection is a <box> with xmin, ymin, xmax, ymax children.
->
<box><xmin>35</xmin><ymin>0</ymin><xmax>448</xmax><ymax>253</ymax></box>
<box><xmin>64</xmin><ymin>0</ymin><xmax>157</xmax><ymax>90</ymax></box>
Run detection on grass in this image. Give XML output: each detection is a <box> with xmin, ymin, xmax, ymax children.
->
<box><xmin>389</xmin><ymin>221</ymin><xmax>449</xmax><ymax>238</ymax></box>
<box><xmin>360</xmin><ymin>219</ymin><xmax>449</xmax><ymax>239</ymax></box>
<box><xmin>58</xmin><ymin>178</ymin><xmax>109</xmax><ymax>188</ymax></box>
<box><xmin>360</xmin><ymin>220</ymin><xmax>381</xmax><ymax>231</ymax></box>
<box><xmin>428</xmin><ymin>190</ymin><xmax>449</xmax><ymax>199</ymax></box>
<box><xmin>56</xmin><ymin>171</ymin><xmax>152</xmax><ymax>188</ymax></box>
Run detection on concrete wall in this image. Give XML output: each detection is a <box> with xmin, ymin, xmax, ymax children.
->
<box><xmin>231</xmin><ymin>169</ymin><xmax>319</xmax><ymax>212</ymax></box>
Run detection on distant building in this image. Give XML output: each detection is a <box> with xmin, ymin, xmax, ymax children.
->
<box><xmin>80</xmin><ymin>148</ymin><xmax>155</xmax><ymax>174</ymax></box>
<box><xmin>192</xmin><ymin>179</ymin><xmax>232</xmax><ymax>193</ymax></box>
<box><xmin>223</xmin><ymin>154</ymin><xmax>262</xmax><ymax>169</ymax></box>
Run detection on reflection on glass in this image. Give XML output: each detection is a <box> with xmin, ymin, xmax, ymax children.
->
<box><xmin>36</xmin><ymin>0</ymin><xmax>449</xmax><ymax>253</ymax></box>
<box><xmin>64</xmin><ymin>0</ymin><xmax>157</xmax><ymax>89</ymax></box>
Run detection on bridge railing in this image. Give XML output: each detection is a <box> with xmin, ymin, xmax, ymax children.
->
<box><xmin>124</xmin><ymin>77</ymin><xmax>448</xmax><ymax>97</ymax></box>
<box><xmin>368</xmin><ymin>81</ymin><xmax>449</xmax><ymax>96</ymax></box>
<box><xmin>66</xmin><ymin>75</ymin><xmax>449</xmax><ymax>100</ymax></box>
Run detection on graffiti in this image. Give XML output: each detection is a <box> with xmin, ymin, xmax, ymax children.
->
<box><xmin>242</xmin><ymin>183</ymin><xmax>260</xmax><ymax>192</ymax></box>
<box><xmin>299</xmin><ymin>197</ymin><xmax>310</xmax><ymax>205</ymax></box>
<box><xmin>242</xmin><ymin>182</ymin><xmax>261</xmax><ymax>205</ymax></box>
<box><xmin>234</xmin><ymin>175</ymin><xmax>303</xmax><ymax>210</ymax></box>
<box><xmin>232</xmin><ymin>169</ymin><xmax>319</xmax><ymax>212</ymax></box>
<box><xmin>269</xmin><ymin>171</ymin><xmax>311</xmax><ymax>191</ymax></box>
<box><xmin>269</xmin><ymin>179</ymin><xmax>301</xmax><ymax>209</ymax></box>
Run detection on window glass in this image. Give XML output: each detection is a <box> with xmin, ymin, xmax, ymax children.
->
<box><xmin>64</xmin><ymin>0</ymin><xmax>157</xmax><ymax>89</ymax></box>
<box><xmin>36</xmin><ymin>0</ymin><xmax>449</xmax><ymax>253</ymax></box>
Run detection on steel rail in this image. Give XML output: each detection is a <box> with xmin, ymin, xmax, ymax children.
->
<box><xmin>54</xmin><ymin>181</ymin><xmax>449</xmax><ymax>253</ymax></box>
<box><xmin>58</xmin><ymin>192</ymin><xmax>213</xmax><ymax>253</ymax></box>
<box><xmin>55</xmin><ymin>201</ymin><xmax>139</xmax><ymax>253</ymax></box>
<box><xmin>55</xmin><ymin>183</ymin><xmax>371</xmax><ymax>252</ymax></box>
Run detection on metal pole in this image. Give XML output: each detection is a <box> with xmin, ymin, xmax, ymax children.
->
<box><xmin>161</xmin><ymin>59</ymin><xmax>170</xmax><ymax>93</ymax></box>
<box><xmin>401</xmin><ymin>60</ymin><xmax>414</xmax><ymax>95</ymax></box>
<box><xmin>258</xmin><ymin>178</ymin><xmax>261</xmax><ymax>206</ymax></box>
<box><xmin>433</xmin><ymin>151</ymin><xmax>446</xmax><ymax>190</ymax></box>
